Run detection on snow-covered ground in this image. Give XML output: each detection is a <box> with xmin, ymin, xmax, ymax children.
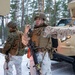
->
<box><xmin>0</xmin><ymin>53</ymin><xmax>30</xmax><ymax>75</ymax></box>
<box><xmin>0</xmin><ymin>53</ymin><xmax>75</xmax><ymax>75</ymax></box>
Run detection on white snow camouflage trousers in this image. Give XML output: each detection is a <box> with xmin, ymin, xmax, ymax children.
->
<box><xmin>4</xmin><ymin>55</ymin><xmax>22</xmax><ymax>75</ymax></box>
<box><xmin>30</xmin><ymin>52</ymin><xmax>52</xmax><ymax>75</ymax></box>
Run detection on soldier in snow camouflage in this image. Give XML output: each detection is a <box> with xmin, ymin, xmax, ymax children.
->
<box><xmin>23</xmin><ymin>12</ymin><xmax>52</xmax><ymax>75</ymax></box>
<box><xmin>2</xmin><ymin>21</ymin><xmax>29</xmax><ymax>75</ymax></box>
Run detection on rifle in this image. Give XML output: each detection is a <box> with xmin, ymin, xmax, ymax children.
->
<box><xmin>4</xmin><ymin>36</ymin><xmax>15</xmax><ymax>70</ymax></box>
<box><xmin>5</xmin><ymin>46</ymin><xmax>12</xmax><ymax>70</ymax></box>
<box><xmin>0</xmin><ymin>48</ymin><xmax>2</xmax><ymax>53</ymax></box>
<box><xmin>28</xmin><ymin>29</ymin><xmax>41</xmax><ymax>75</ymax></box>
<box><xmin>5</xmin><ymin>54</ymin><xmax>9</xmax><ymax>70</ymax></box>
<box><xmin>0</xmin><ymin>47</ymin><xmax>9</xmax><ymax>70</ymax></box>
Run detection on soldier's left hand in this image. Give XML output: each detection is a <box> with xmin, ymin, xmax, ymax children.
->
<box><xmin>24</xmin><ymin>24</ymin><xmax>31</xmax><ymax>34</ymax></box>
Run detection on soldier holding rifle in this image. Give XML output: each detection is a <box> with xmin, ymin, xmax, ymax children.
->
<box><xmin>2</xmin><ymin>21</ymin><xmax>29</xmax><ymax>75</ymax></box>
<box><xmin>22</xmin><ymin>12</ymin><xmax>52</xmax><ymax>75</ymax></box>
<box><xmin>23</xmin><ymin>12</ymin><xmax>75</xmax><ymax>75</ymax></box>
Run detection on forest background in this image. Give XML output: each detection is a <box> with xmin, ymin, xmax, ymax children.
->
<box><xmin>0</xmin><ymin>0</ymin><xmax>72</xmax><ymax>44</ymax></box>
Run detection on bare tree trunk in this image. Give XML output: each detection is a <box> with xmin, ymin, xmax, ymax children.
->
<box><xmin>14</xmin><ymin>0</ymin><xmax>19</xmax><ymax>22</ymax></box>
<box><xmin>68</xmin><ymin>0</ymin><xmax>73</xmax><ymax>17</ymax></box>
<box><xmin>54</xmin><ymin>0</ymin><xmax>56</xmax><ymax>26</ymax></box>
<box><xmin>21</xmin><ymin>0</ymin><xmax>25</xmax><ymax>31</ymax></box>
<box><xmin>38</xmin><ymin>0</ymin><xmax>44</xmax><ymax>12</ymax></box>
<box><xmin>1</xmin><ymin>16</ymin><xmax>4</xmax><ymax>44</ymax></box>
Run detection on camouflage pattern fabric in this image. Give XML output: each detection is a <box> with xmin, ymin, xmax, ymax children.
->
<box><xmin>30</xmin><ymin>23</ymin><xmax>52</xmax><ymax>75</ymax></box>
<box><xmin>2</xmin><ymin>30</ymin><xmax>26</xmax><ymax>56</ymax></box>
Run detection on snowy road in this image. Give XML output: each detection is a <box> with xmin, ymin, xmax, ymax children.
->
<box><xmin>0</xmin><ymin>53</ymin><xmax>75</xmax><ymax>75</ymax></box>
<box><xmin>51</xmin><ymin>61</ymin><xmax>74</xmax><ymax>75</ymax></box>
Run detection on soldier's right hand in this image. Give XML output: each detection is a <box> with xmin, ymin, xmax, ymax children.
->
<box><xmin>22</xmin><ymin>35</ymin><xmax>29</xmax><ymax>46</ymax></box>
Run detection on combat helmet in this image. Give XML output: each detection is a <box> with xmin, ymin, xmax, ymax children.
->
<box><xmin>7</xmin><ymin>21</ymin><xmax>17</xmax><ymax>29</ymax></box>
<box><xmin>34</xmin><ymin>12</ymin><xmax>46</xmax><ymax>21</ymax></box>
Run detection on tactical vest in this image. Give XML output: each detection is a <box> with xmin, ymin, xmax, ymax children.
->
<box><xmin>32</xmin><ymin>27</ymin><xmax>52</xmax><ymax>49</ymax></box>
<box><xmin>32</xmin><ymin>26</ymin><xmax>54</xmax><ymax>59</ymax></box>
